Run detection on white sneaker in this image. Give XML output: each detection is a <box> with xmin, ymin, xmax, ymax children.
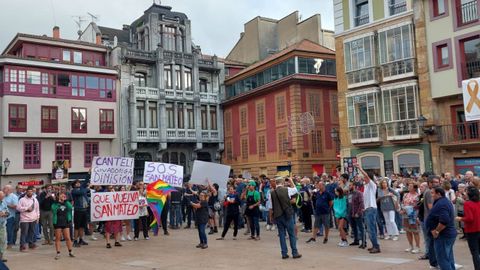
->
<box><xmin>392</xmin><ymin>236</ymin><xmax>399</xmax><ymax>241</ymax></box>
<box><xmin>271</xmin><ymin>225</ymin><xmax>276</xmax><ymax>231</ymax></box>
<box><xmin>134</xmin><ymin>237</ymin><xmax>138</xmax><ymax>241</ymax></box>
<box><xmin>405</xmin><ymin>247</ymin><xmax>412</xmax><ymax>252</ymax></box>
<box><xmin>455</xmin><ymin>264</ymin><xmax>463</xmax><ymax>270</ymax></box>
<box><xmin>399</xmin><ymin>229</ymin><xmax>406</xmax><ymax>234</ymax></box>
<box><xmin>339</xmin><ymin>241</ymin><xmax>348</xmax><ymax>247</ymax></box>
<box><xmin>384</xmin><ymin>235</ymin><xmax>391</xmax><ymax>240</ymax></box>
<box><xmin>126</xmin><ymin>235</ymin><xmax>132</xmax><ymax>241</ymax></box>
<box><xmin>266</xmin><ymin>225</ymin><xmax>271</xmax><ymax>231</ymax></box>
<box><xmin>411</xmin><ymin>248</ymin><xmax>420</xmax><ymax>254</ymax></box>
<box><xmin>90</xmin><ymin>235</ymin><xmax>98</xmax><ymax>241</ymax></box>
<box><xmin>145</xmin><ymin>237</ymin><xmax>150</xmax><ymax>240</ymax></box>
<box><xmin>121</xmin><ymin>236</ymin><xmax>126</xmax><ymax>242</ymax></box>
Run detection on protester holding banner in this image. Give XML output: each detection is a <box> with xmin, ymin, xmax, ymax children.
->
<box><xmin>207</xmin><ymin>181</ymin><xmax>219</xmax><ymax>235</ymax></box>
<box><xmin>191</xmin><ymin>191</ymin><xmax>209</xmax><ymax>249</ymax></box>
<box><xmin>119</xmin><ymin>186</ymin><xmax>133</xmax><ymax>241</ymax></box>
<box><xmin>134</xmin><ymin>185</ymin><xmax>149</xmax><ymax>241</ymax></box>
<box><xmin>51</xmin><ymin>192</ymin><xmax>74</xmax><ymax>260</ymax></box>
<box><xmin>104</xmin><ymin>186</ymin><xmax>123</xmax><ymax>249</ymax></box>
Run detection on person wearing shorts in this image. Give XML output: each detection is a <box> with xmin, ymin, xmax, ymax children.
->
<box><xmin>71</xmin><ymin>180</ymin><xmax>89</xmax><ymax>247</ymax></box>
<box><xmin>52</xmin><ymin>192</ymin><xmax>74</xmax><ymax>260</ymax></box>
<box><xmin>307</xmin><ymin>181</ymin><xmax>333</xmax><ymax>244</ymax></box>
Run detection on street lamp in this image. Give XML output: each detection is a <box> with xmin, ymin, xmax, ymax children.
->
<box><xmin>418</xmin><ymin>115</ymin><xmax>435</xmax><ymax>135</ymax></box>
<box><xmin>3</xmin><ymin>158</ymin><xmax>10</xmax><ymax>174</ymax></box>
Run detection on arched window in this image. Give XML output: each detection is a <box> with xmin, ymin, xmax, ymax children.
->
<box><xmin>393</xmin><ymin>149</ymin><xmax>424</xmax><ymax>176</ymax></box>
<box><xmin>171</xmin><ymin>152</ymin><xmax>178</xmax><ymax>164</ymax></box>
<box><xmin>357</xmin><ymin>151</ymin><xmax>384</xmax><ymax>177</ymax></box>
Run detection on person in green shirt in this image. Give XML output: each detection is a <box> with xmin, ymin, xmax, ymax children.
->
<box><xmin>333</xmin><ymin>187</ymin><xmax>348</xmax><ymax>247</ymax></box>
<box><xmin>51</xmin><ymin>192</ymin><xmax>74</xmax><ymax>260</ymax></box>
<box><xmin>242</xmin><ymin>181</ymin><xmax>261</xmax><ymax>240</ymax></box>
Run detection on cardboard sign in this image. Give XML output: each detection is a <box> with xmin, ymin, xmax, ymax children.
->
<box><xmin>463</xmin><ymin>78</ymin><xmax>480</xmax><ymax>121</ymax></box>
<box><xmin>52</xmin><ymin>160</ymin><xmax>70</xmax><ymax>184</ymax></box>
<box><xmin>143</xmin><ymin>162</ymin><xmax>184</xmax><ymax>187</ymax></box>
<box><xmin>91</xmin><ymin>157</ymin><xmax>134</xmax><ymax>186</ymax></box>
<box><xmin>190</xmin><ymin>160</ymin><xmax>230</xmax><ymax>186</ymax></box>
<box><xmin>90</xmin><ymin>191</ymin><xmax>139</xmax><ymax>221</ymax></box>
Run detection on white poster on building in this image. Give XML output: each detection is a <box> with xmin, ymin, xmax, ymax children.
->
<box><xmin>463</xmin><ymin>78</ymin><xmax>480</xmax><ymax>121</ymax></box>
<box><xmin>190</xmin><ymin>160</ymin><xmax>230</xmax><ymax>186</ymax></box>
<box><xmin>143</xmin><ymin>162</ymin><xmax>184</xmax><ymax>187</ymax></box>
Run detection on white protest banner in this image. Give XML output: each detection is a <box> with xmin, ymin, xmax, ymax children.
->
<box><xmin>463</xmin><ymin>78</ymin><xmax>480</xmax><ymax>121</ymax></box>
<box><xmin>90</xmin><ymin>191</ymin><xmax>139</xmax><ymax>222</ymax></box>
<box><xmin>143</xmin><ymin>162</ymin><xmax>184</xmax><ymax>187</ymax></box>
<box><xmin>91</xmin><ymin>156</ymin><xmax>134</xmax><ymax>186</ymax></box>
<box><xmin>190</xmin><ymin>160</ymin><xmax>230</xmax><ymax>186</ymax></box>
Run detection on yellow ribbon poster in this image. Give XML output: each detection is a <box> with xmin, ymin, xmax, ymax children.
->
<box><xmin>463</xmin><ymin>78</ymin><xmax>480</xmax><ymax>121</ymax></box>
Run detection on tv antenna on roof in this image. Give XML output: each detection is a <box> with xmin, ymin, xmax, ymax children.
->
<box><xmin>72</xmin><ymin>15</ymin><xmax>87</xmax><ymax>36</ymax></box>
<box><xmin>87</xmin><ymin>12</ymin><xmax>100</xmax><ymax>23</ymax></box>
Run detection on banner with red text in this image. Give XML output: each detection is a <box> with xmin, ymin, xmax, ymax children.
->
<box><xmin>90</xmin><ymin>191</ymin><xmax>139</xmax><ymax>221</ymax></box>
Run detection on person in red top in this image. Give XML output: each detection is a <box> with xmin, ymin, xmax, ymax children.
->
<box><xmin>456</xmin><ymin>186</ymin><xmax>480</xmax><ymax>270</ymax></box>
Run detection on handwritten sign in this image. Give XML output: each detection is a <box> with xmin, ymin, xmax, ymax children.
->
<box><xmin>90</xmin><ymin>191</ymin><xmax>139</xmax><ymax>221</ymax></box>
<box><xmin>91</xmin><ymin>156</ymin><xmax>134</xmax><ymax>186</ymax></box>
<box><xmin>190</xmin><ymin>160</ymin><xmax>230</xmax><ymax>186</ymax></box>
<box><xmin>143</xmin><ymin>162</ymin><xmax>183</xmax><ymax>187</ymax></box>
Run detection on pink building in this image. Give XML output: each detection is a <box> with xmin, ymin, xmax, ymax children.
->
<box><xmin>0</xmin><ymin>27</ymin><xmax>119</xmax><ymax>186</ymax></box>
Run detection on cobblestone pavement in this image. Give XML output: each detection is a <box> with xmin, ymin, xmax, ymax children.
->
<box><xmin>5</xmin><ymin>224</ymin><xmax>474</xmax><ymax>270</ymax></box>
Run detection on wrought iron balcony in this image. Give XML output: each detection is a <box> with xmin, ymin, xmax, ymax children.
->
<box><xmin>438</xmin><ymin>121</ymin><xmax>480</xmax><ymax>145</ymax></box>
<box><xmin>464</xmin><ymin>59</ymin><xmax>480</xmax><ymax>80</ymax></box>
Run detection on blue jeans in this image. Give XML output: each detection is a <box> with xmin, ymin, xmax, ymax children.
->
<box><xmin>421</xmin><ymin>222</ymin><xmax>430</xmax><ymax>255</ymax></box>
<box><xmin>395</xmin><ymin>211</ymin><xmax>403</xmax><ymax>231</ymax></box>
<box><xmin>351</xmin><ymin>216</ymin><xmax>365</xmax><ymax>244</ymax></box>
<box><xmin>275</xmin><ymin>213</ymin><xmax>299</xmax><ymax>257</ymax></box>
<box><xmin>6</xmin><ymin>218</ymin><xmax>15</xmax><ymax>245</ymax></box>
<box><xmin>431</xmin><ymin>236</ymin><xmax>456</xmax><ymax>270</ymax></box>
<box><xmin>249</xmin><ymin>215</ymin><xmax>260</xmax><ymax>237</ymax></box>
<box><xmin>197</xmin><ymin>223</ymin><xmax>207</xmax><ymax>245</ymax></box>
<box><xmin>364</xmin><ymin>208</ymin><xmax>379</xmax><ymax>249</ymax></box>
<box><xmin>20</xmin><ymin>222</ymin><xmax>36</xmax><ymax>247</ymax></box>
<box><xmin>376</xmin><ymin>208</ymin><xmax>385</xmax><ymax>236</ymax></box>
<box><xmin>169</xmin><ymin>204</ymin><xmax>182</xmax><ymax>227</ymax></box>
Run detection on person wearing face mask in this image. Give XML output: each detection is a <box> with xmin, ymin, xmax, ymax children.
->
<box><xmin>16</xmin><ymin>186</ymin><xmax>40</xmax><ymax>252</ymax></box>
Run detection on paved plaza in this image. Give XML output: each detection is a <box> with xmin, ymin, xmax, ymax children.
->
<box><xmin>6</xmin><ymin>224</ymin><xmax>474</xmax><ymax>270</ymax></box>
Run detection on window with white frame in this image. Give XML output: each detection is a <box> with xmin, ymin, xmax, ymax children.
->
<box><xmin>382</xmin><ymin>83</ymin><xmax>420</xmax><ymax>137</ymax></box>
<box><xmin>378</xmin><ymin>24</ymin><xmax>415</xmax><ymax>78</ymax></box>
<box><xmin>344</xmin><ymin>35</ymin><xmax>376</xmax><ymax>85</ymax></box>
<box><xmin>389</xmin><ymin>0</ymin><xmax>407</xmax><ymax>16</ymax></box>
<box><xmin>354</xmin><ymin>0</ymin><xmax>370</xmax><ymax>27</ymax></box>
<box><xmin>346</xmin><ymin>91</ymin><xmax>380</xmax><ymax>140</ymax></box>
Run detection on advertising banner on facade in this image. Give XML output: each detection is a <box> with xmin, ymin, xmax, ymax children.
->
<box><xmin>143</xmin><ymin>162</ymin><xmax>184</xmax><ymax>187</ymax></box>
<box><xmin>91</xmin><ymin>157</ymin><xmax>134</xmax><ymax>186</ymax></box>
<box><xmin>463</xmin><ymin>78</ymin><xmax>480</xmax><ymax>121</ymax></box>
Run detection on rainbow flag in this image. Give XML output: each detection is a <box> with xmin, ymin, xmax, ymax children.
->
<box><xmin>146</xmin><ymin>180</ymin><xmax>177</xmax><ymax>235</ymax></box>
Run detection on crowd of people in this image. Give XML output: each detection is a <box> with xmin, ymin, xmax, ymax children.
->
<box><xmin>0</xmin><ymin>167</ymin><xmax>478</xmax><ymax>270</ymax></box>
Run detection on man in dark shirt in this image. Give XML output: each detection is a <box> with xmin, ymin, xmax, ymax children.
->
<box><xmin>38</xmin><ymin>184</ymin><xmax>55</xmax><ymax>245</ymax></box>
<box><xmin>270</xmin><ymin>177</ymin><xmax>301</xmax><ymax>260</ymax></box>
<box><xmin>426</xmin><ymin>187</ymin><xmax>457</xmax><ymax>270</ymax></box>
<box><xmin>71</xmin><ymin>180</ymin><xmax>89</xmax><ymax>247</ymax></box>
<box><xmin>169</xmin><ymin>188</ymin><xmax>182</xmax><ymax>229</ymax></box>
<box><xmin>307</xmin><ymin>181</ymin><xmax>333</xmax><ymax>244</ymax></box>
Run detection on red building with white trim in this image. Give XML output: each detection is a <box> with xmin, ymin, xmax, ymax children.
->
<box><xmin>0</xmin><ymin>27</ymin><xmax>118</xmax><ymax>185</ymax></box>
<box><xmin>223</xmin><ymin>40</ymin><xmax>339</xmax><ymax>177</ymax></box>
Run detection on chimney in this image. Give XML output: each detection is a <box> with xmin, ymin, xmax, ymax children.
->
<box><xmin>53</xmin><ymin>26</ymin><xmax>60</xmax><ymax>39</ymax></box>
<box><xmin>95</xmin><ymin>33</ymin><xmax>102</xmax><ymax>45</ymax></box>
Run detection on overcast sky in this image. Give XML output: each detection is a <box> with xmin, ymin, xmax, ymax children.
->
<box><xmin>0</xmin><ymin>0</ymin><xmax>334</xmax><ymax>56</ymax></box>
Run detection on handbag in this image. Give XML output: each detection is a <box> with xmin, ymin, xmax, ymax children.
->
<box><xmin>274</xmin><ymin>189</ymin><xmax>294</xmax><ymax>219</ymax></box>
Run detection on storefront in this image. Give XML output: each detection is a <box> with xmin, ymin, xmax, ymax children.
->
<box><xmin>454</xmin><ymin>158</ymin><xmax>480</xmax><ymax>175</ymax></box>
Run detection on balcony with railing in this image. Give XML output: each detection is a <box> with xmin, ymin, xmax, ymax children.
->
<box><xmin>136</xmin><ymin>128</ymin><xmax>160</xmax><ymax>141</ymax></box>
<box><xmin>199</xmin><ymin>92</ymin><xmax>218</xmax><ymax>103</ymax></box>
<box><xmin>346</xmin><ymin>66</ymin><xmax>378</xmax><ymax>88</ymax></box>
<box><xmin>385</xmin><ymin>120</ymin><xmax>421</xmax><ymax>141</ymax></box>
<box><xmin>354</xmin><ymin>14</ymin><xmax>369</xmax><ymax>27</ymax></box>
<box><xmin>135</xmin><ymin>86</ymin><xmax>159</xmax><ymax>99</ymax></box>
<box><xmin>165</xmin><ymin>89</ymin><xmax>194</xmax><ymax>100</ymax></box>
<box><xmin>166</xmin><ymin>129</ymin><xmax>196</xmax><ymax>141</ymax></box>
<box><xmin>438</xmin><ymin>121</ymin><xmax>480</xmax><ymax>145</ymax></box>
<box><xmin>201</xmin><ymin>130</ymin><xmax>220</xmax><ymax>141</ymax></box>
<box><xmin>350</xmin><ymin>124</ymin><xmax>381</xmax><ymax>144</ymax></box>
<box><xmin>381</xmin><ymin>58</ymin><xmax>416</xmax><ymax>81</ymax></box>
<box><xmin>389</xmin><ymin>0</ymin><xmax>407</xmax><ymax>15</ymax></box>
<box><xmin>464</xmin><ymin>58</ymin><xmax>480</xmax><ymax>80</ymax></box>
<box><xmin>457</xmin><ymin>0</ymin><xmax>478</xmax><ymax>26</ymax></box>
<box><xmin>125</xmin><ymin>48</ymin><xmax>156</xmax><ymax>62</ymax></box>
